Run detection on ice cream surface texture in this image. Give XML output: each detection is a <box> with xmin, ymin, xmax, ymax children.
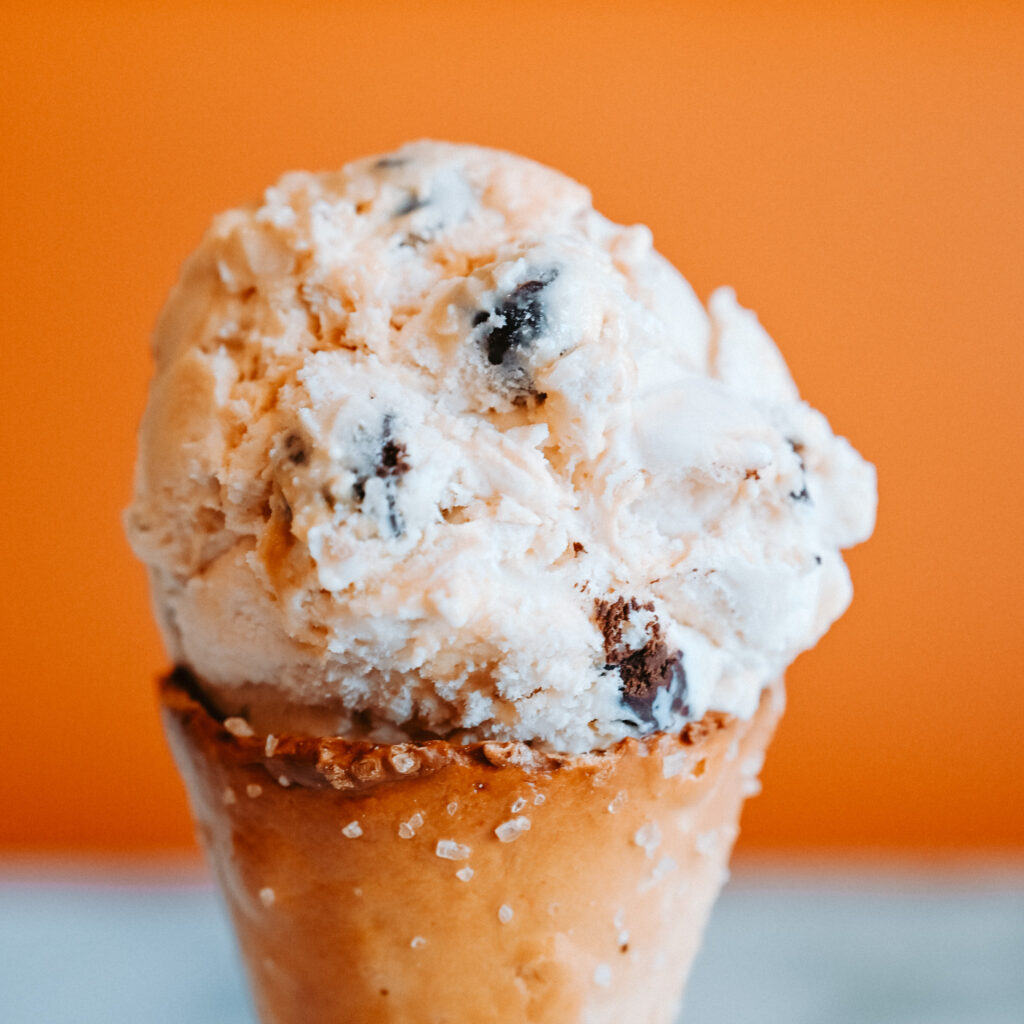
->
<box><xmin>126</xmin><ymin>141</ymin><xmax>876</xmax><ymax>753</ymax></box>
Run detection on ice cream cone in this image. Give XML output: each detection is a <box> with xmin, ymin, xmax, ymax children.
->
<box><xmin>160</xmin><ymin>670</ymin><xmax>783</xmax><ymax>1024</ymax></box>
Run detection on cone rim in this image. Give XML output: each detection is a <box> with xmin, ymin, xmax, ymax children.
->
<box><xmin>160</xmin><ymin>665</ymin><xmax>774</xmax><ymax>794</ymax></box>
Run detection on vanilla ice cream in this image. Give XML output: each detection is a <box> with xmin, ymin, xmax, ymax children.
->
<box><xmin>126</xmin><ymin>140</ymin><xmax>875</xmax><ymax>753</ymax></box>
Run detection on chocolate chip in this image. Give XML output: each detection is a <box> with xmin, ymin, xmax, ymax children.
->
<box><xmin>478</xmin><ymin>269</ymin><xmax>557</xmax><ymax>367</ymax></box>
<box><xmin>376</xmin><ymin>430</ymin><xmax>410</xmax><ymax>479</ymax></box>
<box><xmin>473</xmin><ymin>269</ymin><xmax>558</xmax><ymax>405</ymax></box>
<box><xmin>572</xmin><ymin>542</ymin><xmax>586</xmax><ymax>554</ymax></box>
<box><xmin>394</xmin><ymin>191</ymin><xmax>429</xmax><ymax>217</ymax></box>
<box><xmin>283</xmin><ymin>433</ymin><xmax>308</xmax><ymax>466</ymax></box>
<box><xmin>374</xmin><ymin>156</ymin><xmax>408</xmax><ymax>169</ymax></box>
<box><xmin>786</xmin><ymin>438</ymin><xmax>812</xmax><ymax>503</ymax></box>
<box><xmin>595</xmin><ymin>597</ymin><xmax>689</xmax><ymax>727</ymax></box>
<box><xmin>352</xmin><ymin>414</ymin><xmax>410</xmax><ymax>537</ymax></box>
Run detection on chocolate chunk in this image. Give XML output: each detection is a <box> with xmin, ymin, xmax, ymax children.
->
<box><xmin>352</xmin><ymin>414</ymin><xmax>410</xmax><ymax>537</ymax></box>
<box><xmin>376</xmin><ymin>421</ymin><xmax>410</xmax><ymax>480</ymax></box>
<box><xmin>595</xmin><ymin>597</ymin><xmax>689</xmax><ymax>727</ymax></box>
<box><xmin>394</xmin><ymin>191</ymin><xmax>429</xmax><ymax>217</ymax></box>
<box><xmin>283</xmin><ymin>433</ymin><xmax>308</xmax><ymax>466</ymax></box>
<box><xmin>786</xmin><ymin>438</ymin><xmax>812</xmax><ymax>503</ymax></box>
<box><xmin>478</xmin><ymin>269</ymin><xmax>558</xmax><ymax>367</ymax></box>
<box><xmin>473</xmin><ymin>269</ymin><xmax>558</xmax><ymax>405</ymax></box>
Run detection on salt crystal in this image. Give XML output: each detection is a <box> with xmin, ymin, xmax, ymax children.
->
<box><xmin>696</xmin><ymin>829</ymin><xmax>718</xmax><ymax>856</ymax></box>
<box><xmin>222</xmin><ymin>787</ymin><xmax>236</xmax><ymax>805</ymax></box>
<box><xmin>533</xmin><ymin>793</ymin><xmax>546</xmax><ymax>806</ymax></box>
<box><xmin>511</xmin><ymin>797</ymin><xmax>527</xmax><ymax>813</ymax></box>
<box><xmin>653</xmin><ymin>855</ymin><xmax>676</xmax><ymax>880</ymax></box>
<box><xmin>259</xmin><ymin>887</ymin><xmax>275</xmax><ymax>907</ymax></box>
<box><xmin>593</xmin><ymin>964</ymin><xmax>612</xmax><ymax>988</ymax></box>
<box><xmin>399</xmin><ymin>812</ymin><xmax>424</xmax><ymax>839</ymax></box>
<box><xmin>494</xmin><ymin>816</ymin><xmax>531</xmax><ymax>843</ymax></box>
<box><xmin>446</xmin><ymin>802</ymin><xmax>459</xmax><ymax>816</ymax></box>
<box><xmin>224</xmin><ymin>717</ymin><xmax>254</xmax><ymax>738</ymax></box>
<box><xmin>410</xmin><ymin>936</ymin><xmax>427</xmax><ymax>949</ymax></box>
<box><xmin>607</xmin><ymin>790</ymin><xmax>628</xmax><ymax>814</ymax></box>
<box><xmin>342</xmin><ymin>821</ymin><xmax>363</xmax><ymax>839</ymax></box>
<box><xmin>435</xmin><ymin>839</ymin><xmax>471</xmax><ymax>861</ymax></box>
<box><xmin>277</xmin><ymin>775</ymin><xmax>291</xmax><ymax>787</ymax></box>
<box><xmin>265</xmin><ymin>735</ymin><xmax>278</xmax><ymax>757</ymax></box>
<box><xmin>498</xmin><ymin>904</ymin><xmax>514</xmax><ymax>924</ymax></box>
<box><xmin>638</xmin><ymin>856</ymin><xmax>678</xmax><ymax>894</ymax></box>
<box><xmin>456</xmin><ymin>866</ymin><xmax>475</xmax><ymax>882</ymax></box>
<box><xmin>634</xmin><ymin>822</ymin><xmax>662</xmax><ymax>858</ymax></box>
<box><xmin>246</xmin><ymin>784</ymin><xmax>263</xmax><ymax>798</ymax></box>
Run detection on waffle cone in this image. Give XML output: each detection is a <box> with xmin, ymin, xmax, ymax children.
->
<box><xmin>160</xmin><ymin>673</ymin><xmax>782</xmax><ymax>1024</ymax></box>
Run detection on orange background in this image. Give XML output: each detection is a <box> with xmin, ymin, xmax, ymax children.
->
<box><xmin>1</xmin><ymin>1</ymin><xmax>1021</xmax><ymax>856</ymax></box>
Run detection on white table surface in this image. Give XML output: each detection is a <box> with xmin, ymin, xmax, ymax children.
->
<box><xmin>2</xmin><ymin>862</ymin><xmax>1021</xmax><ymax>1023</ymax></box>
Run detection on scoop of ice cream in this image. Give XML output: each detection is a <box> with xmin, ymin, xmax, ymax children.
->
<box><xmin>125</xmin><ymin>140</ymin><xmax>876</xmax><ymax>753</ymax></box>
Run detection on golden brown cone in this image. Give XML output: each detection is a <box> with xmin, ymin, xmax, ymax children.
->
<box><xmin>160</xmin><ymin>673</ymin><xmax>783</xmax><ymax>1024</ymax></box>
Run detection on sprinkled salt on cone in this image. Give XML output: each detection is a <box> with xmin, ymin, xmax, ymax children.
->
<box><xmin>160</xmin><ymin>673</ymin><xmax>783</xmax><ymax>1024</ymax></box>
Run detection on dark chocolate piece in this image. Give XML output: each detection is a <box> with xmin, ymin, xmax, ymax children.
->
<box><xmin>477</xmin><ymin>269</ymin><xmax>558</xmax><ymax>367</ymax></box>
<box><xmin>283</xmin><ymin>433</ymin><xmax>308</xmax><ymax>466</ymax></box>
<box><xmin>394</xmin><ymin>191</ymin><xmax>429</xmax><ymax>217</ymax></box>
<box><xmin>473</xmin><ymin>269</ymin><xmax>558</xmax><ymax>405</ymax></box>
<box><xmin>351</xmin><ymin>414</ymin><xmax>411</xmax><ymax>537</ymax></box>
<box><xmin>786</xmin><ymin>438</ymin><xmax>812</xmax><ymax>503</ymax></box>
<box><xmin>595</xmin><ymin>597</ymin><xmax>689</xmax><ymax>726</ymax></box>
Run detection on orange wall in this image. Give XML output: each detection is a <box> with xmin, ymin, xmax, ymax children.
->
<box><xmin>1</xmin><ymin>1</ymin><xmax>1021</xmax><ymax>854</ymax></box>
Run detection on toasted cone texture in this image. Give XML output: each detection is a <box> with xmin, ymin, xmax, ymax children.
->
<box><xmin>160</xmin><ymin>673</ymin><xmax>782</xmax><ymax>1024</ymax></box>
